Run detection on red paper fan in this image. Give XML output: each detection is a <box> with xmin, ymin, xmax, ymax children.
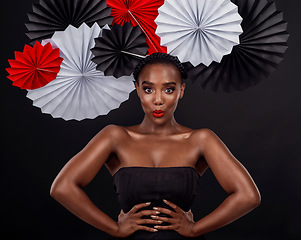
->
<box><xmin>6</xmin><ymin>41</ymin><xmax>63</xmax><ymax>90</ymax></box>
<box><xmin>107</xmin><ymin>0</ymin><xmax>167</xmax><ymax>55</ymax></box>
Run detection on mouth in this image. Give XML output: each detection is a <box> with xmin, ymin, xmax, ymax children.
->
<box><xmin>152</xmin><ymin>110</ymin><xmax>165</xmax><ymax>118</ymax></box>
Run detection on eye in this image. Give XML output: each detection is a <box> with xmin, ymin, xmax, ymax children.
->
<box><xmin>165</xmin><ymin>87</ymin><xmax>175</xmax><ymax>93</ymax></box>
<box><xmin>143</xmin><ymin>87</ymin><xmax>153</xmax><ymax>93</ymax></box>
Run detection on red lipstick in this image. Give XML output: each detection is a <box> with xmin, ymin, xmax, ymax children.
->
<box><xmin>152</xmin><ymin>110</ymin><xmax>164</xmax><ymax>118</ymax></box>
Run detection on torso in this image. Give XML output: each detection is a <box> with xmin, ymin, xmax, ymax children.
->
<box><xmin>105</xmin><ymin>125</ymin><xmax>209</xmax><ymax>177</ymax></box>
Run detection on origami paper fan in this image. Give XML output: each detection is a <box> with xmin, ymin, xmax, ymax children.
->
<box><xmin>155</xmin><ymin>0</ymin><xmax>243</xmax><ymax>67</ymax></box>
<box><xmin>107</xmin><ymin>0</ymin><xmax>166</xmax><ymax>54</ymax></box>
<box><xmin>6</xmin><ymin>41</ymin><xmax>63</xmax><ymax>90</ymax></box>
<box><xmin>91</xmin><ymin>22</ymin><xmax>148</xmax><ymax>78</ymax></box>
<box><xmin>185</xmin><ymin>0</ymin><xmax>289</xmax><ymax>92</ymax></box>
<box><xmin>25</xmin><ymin>0</ymin><xmax>113</xmax><ymax>45</ymax></box>
<box><xmin>26</xmin><ymin>23</ymin><xmax>135</xmax><ymax>121</ymax></box>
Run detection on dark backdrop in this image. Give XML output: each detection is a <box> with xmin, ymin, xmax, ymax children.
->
<box><xmin>1</xmin><ymin>0</ymin><xmax>300</xmax><ymax>239</ymax></box>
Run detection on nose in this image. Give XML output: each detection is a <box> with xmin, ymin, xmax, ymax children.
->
<box><xmin>153</xmin><ymin>91</ymin><xmax>164</xmax><ymax>105</ymax></box>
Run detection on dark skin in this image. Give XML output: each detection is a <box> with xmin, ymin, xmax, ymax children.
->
<box><xmin>50</xmin><ymin>63</ymin><xmax>261</xmax><ymax>238</ymax></box>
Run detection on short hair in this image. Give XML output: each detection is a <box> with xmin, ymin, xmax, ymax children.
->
<box><xmin>133</xmin><ymin>52</ymin><xmax>187</xmax><ymax>84</ymax></box>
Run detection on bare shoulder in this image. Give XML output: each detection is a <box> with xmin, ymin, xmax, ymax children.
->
<box><xmin>190</xmin><ymin>127</ymin><xmax>217</xmax><ymax>140</ymax></box>
<box><xmin>97</xmin><ymin>124</ymin><xmax>128</xmax><ymax>138</ymax></box>
<box><xmin>92</xmin><ymin>124</ymin><xmax>129</xmax><ymax>147</ymax></box>
<box><xmin>189</xmin><ymin>128</ymin><xmax>222</xmax><ymax>153</ymax></box>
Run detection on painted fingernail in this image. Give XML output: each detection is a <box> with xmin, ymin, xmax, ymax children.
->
<box><xmin>151</xmin><ymin>215</ymin><xmax>157</xmax><ymax>219</ymax></box>
<box><xmin>154</xmin><ymin>225</ymin><xmax>159</xmax><ymax>228</ymax></box>
<box><xmin>163</xmin><ymin>199</ymin><xmax>168</xmax><ymax>203</ymax></box>
<box><xmin>157</xmin><ymin>220</ymin><xmax>163</xmax><ymax>223</ymax></box>
<box><xmin>153</xmin><ymin>228</ymin><xmax>158</xmax><ymax>232</ymax></box>
<box><xmin>146</xmin><ymin>202</ymin><xmax>151</xmax><ymax>205</ymax></box>
<box><xmin>155</xmin><ymin>211</ymin><xmax>160</xmax><ymax>214</ymax></box>
<box><xmin>153</xmin><ymin>207</ymin><xmax>159</xmax><ymax>210</ymax></box>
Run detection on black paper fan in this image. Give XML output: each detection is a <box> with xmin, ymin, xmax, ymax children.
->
<box><xmin>91</xmin><ymin>22</ymin><xmax>149</xmax><ymax>78</ymax></box>
<box><xmin>185</xmin><ymin>0</ymin><xmax>289</xmax><ymax>93</ymax></box>
<box><xmin>25</xmin><ymin>0</ymin><xmax>113</xmax><ymax>45</ymax></box>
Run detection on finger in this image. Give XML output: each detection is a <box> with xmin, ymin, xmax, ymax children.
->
<box><xmin>137</xmin><ymin>225</ymin><xmax>159</xmax><ymax>233</ymax></box>
<box><xmin>153</xmin><ymin>206</ymin><xmax>175</xmax><ymax>217</ymax></box>
<box><xmin>136</xmin><ymin>218</ymin><xmax>163</xmax><ymax>225</ymax></box>
<box><xmin>163</xmin><ymin>199</ymin><xmax>179</xmax><ymax>212</ymax></box>
<box><xmin>151</xmin><ymin>215</ymin><xmax>173</xmax><ymax>223</ymax></box>
<box><xmin>154</xmin><ymin>224</ymin><xmax>173</xmax><ymax>231</ymax></box>
<box><xmin>130</xmin><ymin>202</ymin><xmax>151</xmax><ymax>213</ymax></box>
<box><xmin>186</xmin><ymin>209</ymin><xmax>192</xmax><ymax>215</ymax></box>
<box><xmin>136</xmin><ymin>209</ymin><xmax>161</xmax><ymax>218</ymax></box>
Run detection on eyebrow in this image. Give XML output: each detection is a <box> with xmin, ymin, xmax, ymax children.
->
<box><xmin>141</xmin><ymin>81</ymin><xmax>176</xmax><ymax>86</ymax></box>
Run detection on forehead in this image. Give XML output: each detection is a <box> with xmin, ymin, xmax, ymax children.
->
<box><xmin>138</xmin><ymin>63</ymin><xmax>182</xmax><ymax>84</ymax></box>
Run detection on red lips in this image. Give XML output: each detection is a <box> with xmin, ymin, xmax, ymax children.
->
<box><xmin>152</xmin><ymin>110</ymin><xmax>164</xmax><ymax>118</ymax></box>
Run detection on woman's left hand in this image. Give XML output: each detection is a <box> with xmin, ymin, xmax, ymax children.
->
<box><xmin>151</xmin><ymin>199</ymin><xmax>196</xmax><ymax>237</ymax></box>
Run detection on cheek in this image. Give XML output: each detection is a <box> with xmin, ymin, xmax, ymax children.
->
<box><xmin>167</xmin><ymin>91</ymin><xmax>181</xmax><ymax>102</ymax></box>
<box><xmin>139</xmin><ymin>94</ymin><xmax>152</xmax><ymax>108</ymax></box>
<box><xmin>164</xmin><ymin>95</ymin><xmax>180</xmax><ymax>110</ymax></box>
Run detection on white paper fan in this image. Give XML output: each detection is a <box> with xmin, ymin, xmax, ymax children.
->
<box><xmin>27</xmin><ymin>23</ymin><xmax>135</xmax><ymax>121</ymax></box>
<box><xmin>155</xmin><ymin>0</ymin><xmax>243</xmax><ymax>66</ymax></box>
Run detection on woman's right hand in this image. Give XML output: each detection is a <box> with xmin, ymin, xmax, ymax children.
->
<box><xmin>115</xmin><ymin>202</ymin><xmax>162</xmax><ymax>238</ymax></box>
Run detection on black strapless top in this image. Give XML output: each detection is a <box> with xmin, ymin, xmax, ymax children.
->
<box><xmin>108</xmin><ymin>166</ymin><xmax>206</xmax><ymax>240</ymax></box>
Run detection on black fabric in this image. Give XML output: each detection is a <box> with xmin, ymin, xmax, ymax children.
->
<box><xmin>110</xmin><ymin>166</ymin><xmax>206</xmax><ymax>240</ymax></box>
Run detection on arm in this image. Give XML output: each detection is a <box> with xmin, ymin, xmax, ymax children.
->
<box><xmin>50</xmin><ymin>124</ymin><xmax>120</xmax><ymax>237</ymax></box>
<box><xmin>192</xmin><ymin>129</ymin><xmax>261</xmax><ymax>237</ymax></box>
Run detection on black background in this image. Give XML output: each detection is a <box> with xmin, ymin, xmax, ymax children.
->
<box><xmin>1</xmin><ymin>0</ymin><xmax>300</xmax><ymax>239</ymax></box>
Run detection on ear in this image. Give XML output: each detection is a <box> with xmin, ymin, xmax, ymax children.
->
<box><xmin>134</xmin><ymin>81</ymin><xmax>139</xmax><ymax>96</ymax></box>
<box><xmin>180</xmin><ymin>82</ymin><xmax>185</xmax><ymax>99</ymax></box>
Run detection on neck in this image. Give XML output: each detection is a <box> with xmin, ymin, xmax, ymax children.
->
<box><xmin>138</xmin><ymin>115</ymin><xmax>180</xmax><ymax>135</ymax></box>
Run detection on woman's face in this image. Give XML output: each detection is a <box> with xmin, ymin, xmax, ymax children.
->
<box><xmin>135</xmin><ymin>63</ymin><xmax>185</xmax><ymax>124</ymax></box>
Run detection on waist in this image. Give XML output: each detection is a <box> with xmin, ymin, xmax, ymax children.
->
<box><xmin>108</xmin><ymin>230</ymin><xmax>206</xmax><ymax>240</ymax></box>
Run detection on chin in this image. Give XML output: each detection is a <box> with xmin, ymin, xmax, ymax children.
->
<box><xmin>152</xmin><ymin>114</ymin><xmax>173</xmax><ymax>123</ymax></box>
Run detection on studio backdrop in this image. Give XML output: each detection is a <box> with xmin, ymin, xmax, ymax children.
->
<box><xmin>1</xmin><ymin>0</ymin><xmax>300</xmax><ymax>240</ymax></box>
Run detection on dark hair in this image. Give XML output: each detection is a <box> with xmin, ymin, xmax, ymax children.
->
<box><xmin>133</xmin><ymin>52</ymin><xmax>187</xmax><ymax>84</ymax></box>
